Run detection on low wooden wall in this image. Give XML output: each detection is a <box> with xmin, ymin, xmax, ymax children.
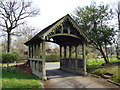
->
<box><xmin>60</xmin><ymin>58</ymin><xmax>84</xmax><ymax>75</ymax></box>
<box><xmin>29</xmin><ymin>58</ymin><xmax>43</xmax><ymax>79</ymax></box>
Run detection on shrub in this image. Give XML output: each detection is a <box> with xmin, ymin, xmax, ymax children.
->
<box><xmin>2</xmin><ymin>53</ymin><xmax>19</xmax><ymax>63</ymax></box>
<box><xmin>45</xmin><ymin>53</ymin><xmax>60</xmax><ymax>62</ymax></box>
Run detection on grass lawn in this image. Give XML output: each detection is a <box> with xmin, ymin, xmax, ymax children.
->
<box><xmin>91</xmin><ymin>66</ymin><xmax>120</xmax><ymax>84</ymax></box>
<box><xmin>0</xmin><ymin>62</ymin><xmax>24</xmax><ymax>65</ymax></box>
<box><xmin>2</xmin><ymin>66</ymin><xmax>43</xmax><ymax>88</ymax></box>
<box><xmin>87</xmin><ymin>58</ymin><xmax>120</xmax><ymax>69</ymax></box>
<box><xmin>87</xmin><ymin>58</ymin><xmax>120</xmax><ymax>84</ymax></box>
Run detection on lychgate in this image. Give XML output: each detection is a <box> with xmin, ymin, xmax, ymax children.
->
<box><xmin>25</xmin><ymin>14</ymin><xmax>90</xmax><ymax>80</ymax></box>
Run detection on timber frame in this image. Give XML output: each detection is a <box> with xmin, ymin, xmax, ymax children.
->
<box><xmin>25</xmin><ymin>14</ymin><xmax>90</xmax><ymax>80</ymax></box>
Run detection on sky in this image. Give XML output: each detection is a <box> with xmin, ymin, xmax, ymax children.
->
<box><xmin>27</xmin><ymin>0</ymin><xmax>118</xmax><ymax>30</ymax></box>
<box><xmin>0</xmin><ymin>0</ymin><xmax>118</xmax><ymax>48</ymax></box>
<box><xmin>25</xmin><ymin>0</ymin><xmax>118</xmax><ymax>48</ymax></box>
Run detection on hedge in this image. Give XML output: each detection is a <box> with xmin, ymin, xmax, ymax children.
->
<box><xmin>2</xmin><ymin>53</ymin><xmax>19</xmax><ymax>63</ymax></box>
<box><xmin>45</xmin><ymin>53</ymin><xmax>60</xmax><ymax>62</ymax></box>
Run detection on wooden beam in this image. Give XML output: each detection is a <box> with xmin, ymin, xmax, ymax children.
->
<box><xmin>69</xmin><ymin>46</ymin><xmax>72</xmax><ymax>58</ymax></box>
<box><xmin>48</xmin><ymin>33</ymin><xmax>80</xmax><ymax>39</ymax></box>
<box><xmin>28</xmin><ymin>45</ymin><xmax>31</xmax><ymax>58</ymax></box>
<box><xmin>38</xmin><ymin>43</ymin><xmax>41</xmax><ymax>59</ymax></box>
<box><xmin>34</xmin><ymin>44</ymin><xmax>36</xmax><ymax>58</ymax></box>
<box><xmin>60</xmin><ymin>45</ymin><xmax>62</xmax><ymax>58</ymax></box>
<box><xmin>61</xmin><ymin>24</ymin><xmax>63</xmax><ymax>33</ymax></box>
<box><xmin>82</xmin><ymin>43</ymin><xmax>87</xmax><ymax>75</ymax></box>
<box><xmin>68</xmin><ymin>27</ymin><xmax>71</xmax><ymax>34</ymax></box>
<box><xmin>64</xmin><ymin>46</ymin><xmax>67</xmax><ymax>58</ymax></box>
<box><xmin>75</xmin><ymin>45</ymin><xmax>78</xmax><ymax>58</ymax></box>
<box><xmin>42</xmin><ymin>40</ymin><xmax>47</xmax><ymax>80</ymax></box>
<box><xmin>31</xmin><ymin>45</ymin><xmax>33</xmax><ymax>58</ymax></box>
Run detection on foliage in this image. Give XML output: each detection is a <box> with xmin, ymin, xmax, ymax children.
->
<box><xmin>2</xmin><ymin>53</ymin><xmax>19</xmax><ymax>63</ymax></box>
<box><xmin>2</xmin><ymin>66</ymin><xmax>43</xmax><ymax>88</ymax></box>
<box><xmin>45</xmin><ymin>53</ymin><xmax>83</xmax><ymax>62</ymax></box>
<box><xmin>72</xmin><ymin>2</ymin><xmax>115</xmax><ymax>63</ymax></box>
<box><xmin>45</xmin><ymin>53</ymin><xmax>60</xmax><ymax>62</ymax></box>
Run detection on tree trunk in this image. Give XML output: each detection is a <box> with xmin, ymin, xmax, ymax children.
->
<box><xmin>116</xmin><ymin>44</ymin><xmax>119</xmax><ymax>59</ymax></box>
<box><xmin>7</xmin><ymin>32</ymin><xmax>11</xmax><ymax>53</ymax></box>
<box><xmin>99</xmin><ymin>45</ymin><xmax>109</xmax><ymax>64</ymax></box>
<box><xmin>7</xmin><ymin>62</ymin><xmax>9</xmax><ymax>67</ymax></box>
<box><xmin>105</xmin><ymin>44</ymin><xmax>109</xmax><ymax>61</ymax></box>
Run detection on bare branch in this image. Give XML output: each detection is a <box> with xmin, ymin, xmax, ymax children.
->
<box><xmin>0</xmin><ymin>0</ymin><xmax>40</xmax><ymax>52</ymax></box>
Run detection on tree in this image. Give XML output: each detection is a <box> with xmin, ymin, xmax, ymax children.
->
<box><xmin>0</xmin><ymin>0</ymin><xmax>40</xmax><ymax>52</ymax></box>
<box><xmin>12</xmin><ymin>24</ymin><xmax>39</xmax><ymax>54</ymax></box>
<box><xmin>111</xmin><ymin>1</ymin><xmax>120</xmax><ymax>59</ymax></box>
<box><xmin>72</xmin><ymin>2</ymin><xmax>115</xmax><ymax>63</ymax></box>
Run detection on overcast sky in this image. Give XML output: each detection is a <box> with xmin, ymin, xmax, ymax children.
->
<box><xmin>27</xmin><ymin>0</ymin><xmax>118</xmax><ymax>30</ymax></box>
<box><xmin>25</xmin><ymin>0</ymin><xmax>119</xmax><ymax>48</ymax></box>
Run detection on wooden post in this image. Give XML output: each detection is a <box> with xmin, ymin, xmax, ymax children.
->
<box><xmin>33</xmin><ymin>44</ymin><xmax>35</xmax><ymax>58</ymax></box>
<box><xmin>64</xmin><ymin>46</ymin><xmax>67</xmax><ymax>58</ymax></box>
<box><xmin>68</xmin><ymin>27</ymin><xmax>70</xmax><ymax>34</ymax></box>
<box><xmin>75</xmin><ymin>45</ymin><xmax>78</xmax><ymax>58</ymax></box>
<box><xmin>28</xmin><ymin>45</ymin><xmax>31</xmax><ymax>58</ymax></box>
<box><xmin>42</xmin><ymin>40</ymin><xmax>47</xmax><ymax>80</ymax></box>
<box><xmin>34</xmin><ymin>44</ymin><xmax>36</xmax><ymax>58</ymax></box>
<box><xmin>38</xmin><ymin>43</ymin><xmax>41</xmax><ymax>59</ymax></box>
<box><xmin>61</xmin><ymin>24</ymin><xmax>63</xmax><ymax>33</ymax></box>
<box><xmin>36</xmin><ymin>44</ymin><xmax>38</xmax><ymax>59</ymax></box>
<box><xmin>60</xmin><ymin>45</ymin><xmax>62</xmax><ymax>58</ymax></box>
<box><xmin>82</xmin><ymin>43</ymin><xmax>87</xmax><ymax>75</ymax></box>
<box><xmin>28</xmin><ymin>45</ymin><xmax>31</xmax><ymax>66</ymax></box>
<box><xmin>32</xmin><ymin>45</ymin><xmax>33</xmax><ymax>58</ymax></box>
<box><xmin>69</xmin><ymin>46</ymin><xmax>72</xmax><ymax>58</ymax></box>
<box><xmin>32</xmin><ymin>61</ymin><xmax>34</xmax><ymax>70</ymax></box>
<box><xmin>28</xmin><ymin>45</ymin><xmax>30</xmax><ymax>58</ymax></box>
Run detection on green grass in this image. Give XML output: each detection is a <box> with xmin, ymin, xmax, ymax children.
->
<box><xmin>2</xmin><ymin>66</ymin><xmax>43</xmax><ymax>88</ymax></box>
<box><xmin>87</xmin><ymin>58</ymin><xmax>120</xmax><ymax>69</ymax></box>
<box><xmin>0</xmin><ymin>63</ymin><xmax>24</xmax><ymax>66</ymax></box>
<box><xmin>87</xmin><ymin>58</ymin><xmax>120</xmax><ymax>84</ymax></box>
<box><xmin>91</xmin><ymin>66</ymin><xmax>120</xmax><ymax>84</ymax></box>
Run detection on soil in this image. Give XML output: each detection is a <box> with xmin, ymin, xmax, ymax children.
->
<box><xmin>15</xmin><ymin>64</ymin><xmax>32</xmax><ymax>75</ymax></box>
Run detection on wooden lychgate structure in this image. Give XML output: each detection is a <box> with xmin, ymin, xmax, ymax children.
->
<box><xmin>25</xmin><ymin>14</ymin><xmax>90</xmax><ymax>80</ymax></box>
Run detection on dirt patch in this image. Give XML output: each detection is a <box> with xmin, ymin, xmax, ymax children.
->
<box><xmin>15</xmin><ymin>64</ymin><xmax>32</xmax><ymax>75</ymax></box>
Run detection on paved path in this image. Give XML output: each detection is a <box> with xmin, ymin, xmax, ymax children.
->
<box><xmin>43</xmin><ymin>63</ymin><xmax>119</xmax><ymax>89</ymax></box>
<box><xmin>45</xmin><ymin>62</ymin><xmax>60</xmax><ymax>70</ymax></box>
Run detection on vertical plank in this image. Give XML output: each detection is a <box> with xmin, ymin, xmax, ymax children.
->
<box><xmin>34</xmin><ymin>44</ymin><xmax>36</xmax><ymax>58</ymax></box>
<box><xmin>64</xmin><ymin>46</ymin><xmax>67</xmax><ymax>58</ymax></box>
<box><xmin>60</xmin><ymin>45</ymin><xmax>62</xmax><ymax>58</ymax></box>
<box><xmin>75</xmin><ymin>45</ymin><xmax>78</xmax><ymax>58</ymax></box>
<box><xmin>32</xmin><ymin>45</ymin><xmax>33</xmax><ymax>58</ymax></box>
<box><xmin>38</xmin><ymin>43</ymin><xmax>41</xmax><ymax>59</ymax></box>
<box><xmin>69</xmin><ymin>46</ymin><xmax>72</xmax><ymax>58</ymax></box>
<box><xmin>28</xmin><ymin>45</ymin><xmax>31</xmax><ymax>58</ymax></box>
<box><xmin>36</xmin><ymin>44</ymin><xmax>39</xmax><ymax>59</ymax></box>
<box><xmin>61</xmin><ymin>24</ymin><xmax>63</xmax><ymax>33</ymax></box>
<box><xmin>68</xmin><ymin>27</ymin><xmax>70</xmax><ymax>34</ymax></box>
